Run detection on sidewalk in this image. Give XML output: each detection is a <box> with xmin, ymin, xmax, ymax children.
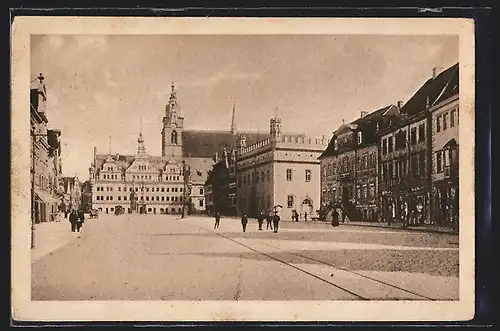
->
<box><xmin>31</xmin><ymin>219</ymin><xmax>80</xmax><ymax>262</ymax></box>
<box><xmin>337</xmin><ymin>220</ymin><xmax>459</xmax><ymax>235</ymax></box>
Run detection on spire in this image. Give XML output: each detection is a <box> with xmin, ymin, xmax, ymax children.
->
<box><xmin>230</xmin><ymin>101</ymin><xmax>237</xmax><ymax>134</ymax></box>
<box><xmin>108</xmin><ymin>136</ymin><xmax>112</xmax><ymax>155</ymax></box>
<box><xmin>274</xmin><ymin>105</ymin><xmax>279</xmax><ymax>119</ymax></box>
<box><xmin>137</xmin><ymin>119</ymin><xmax>147</xmax><ymax>157</ymax></box>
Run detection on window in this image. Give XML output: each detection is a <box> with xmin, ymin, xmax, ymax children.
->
<box><xmin>363</xmin><ymin>155</ymin><xmax>368</xmax><ymax>169</ymax></box>
<box><xmin>369</xmin><ymin>186</ymin><xmax>375</xmax><ymax>198</ymax></box>
<box><xmin>199</xmin><ymin>188</ymin><xmax>204</xmax><ymax>195</ymax></box>
<box><xmin>411</xmin><ymin>154</ymin><xmax>418</xmax><ymax>177</ymax></box>
<box><xmin>450</xmin><ymin>109</ymin><xmax>456</xmax><ymax>127</ymax></box>
<box><xmin>166</xmin><ymin>197</ymin><xmax>170</xmax><ymax>201</ymax></box>
<box><xmin>305</xmin><ymin>169</ymin><xmax>311</xmax><ymax>182</ymax></box>
<box><xmin>146</xmin><ymin>188</ymin><xmax>149</xmax><ymax>192</ymax></box>
<box><xmin>363</xmin><ymin>186</ymin><xmax>368</xmax><ymax>199</ymax></box>
<box><xmin>124</xmin><ymin>196</ymin><xmax>127</xmax><ymax>201</ymax></box>
<box><xmin>106</xmin><ymin>196</ymin><xmax>109</xmax><ymax>200</ymax></box>
<box><xmin>156</xmin><ymin>197</ymin><xmax>159</xmax><ymax>201</ymax></box>
<box><xmin>418</xmin><ymin>124</ymin><xmax>425</xmax><ymax>142</ymax></box>
<box><xmin>180</xmin><ymin>188</ymin><xmax>183</xmax><ymax>192</ymax></box>
<box><xmin>118</xmin><ymin>187</ymin><xmax>121</xmax><ymax>191</ymax></box>
<box><xmin>388</xmin><ymin>136</ymin><xmax>394</xmax><ymax>153</ymax></box>
<box><xmin>199</xmin><ymin>199</ymin><xmax>204</xmax><ymax>207</ymax></box>
<box><xmin>166</xmin><ymin>188</ymin><xmax>170</xmax><ymax>192</ymax></box>
<box><xmin>382</xmin><ymin>139</ymin><xmax>387</xmax><ymax>155</ymax></box>
<box><xmin>356</xmin><ymin>186</ymin><xmax>361</xmax><ymax>199</ymax></box>
<box><xmin>135</xmin><ymin>188</ymin><xmax>138</xmax><ymax>192</ymax></box>
<box><xmin>96</xmin><ymin>196</ymin><xmax>100</xmax><ymax>200</ymax></box>
<box><xmin>175</xmin><ymin>188</ymin><xmax>178</xmax><ymax>192</ymax></box>
<box><xmin>161</xmin><ymin>187</ymin><xmax>164</xmax><ymax>192</ymax></box>
<box><xmin>287</xmin><ymin>195</ymin><xmax>294</xmax><ymax>208</ymax></box>
<box><xmin>437</xmin><ymin>151</ymin><xmax>443</xmax><ymax>173</ymax></box>
<box><xmin>410</xmin><ymin>127</ymin><xmax>417</xmax><ymax>145</ymax></box>
<box><xmin>156</xmin><ymin>188</ymin><xmax>159</xmax><ymax>192</ymax></box>
<box><xmin>171</xmin><ymin>130</ymin><xmax>178</xmax><ymax>144</ymax></box>
<box><xmin>161</xmin><ymin>197</ymin><xmax>165</xmax><ymax>201</ymax></box>
<box><xmin>286</xmin><ymin>169</ymin><xmax>292</xmax><ymax>181</ymax></box>
<box><xmin>146</xmin><ymin>197</ymin><xmax>149</xmax><ymax>201</ymax></box>
<box><xmin>437</xmin><ymin>115</ymin><xmax>442</xmax><ymax>132</ymax></box>
<box><xmin>443</xmin><ymin>113</ymin><xmax>448</xmax><ymax>130</ymax></box>
<box><xmin>388</xmin><ymin>162</ymin><xmax>393</xmax><ymax>179</ymax></box>
<box><xmin>357</xmin><ymin>131</ymin><xmax>363</xmax><ymax>144</ymax></box>
<box><xmin>118</xmin><ymin>196</ymin><xmax>121</xmax><ymax>201</ymax></box>
<box><xmin>110</xmin><ymin>196</ymin><xmax>113</xmax><ymax>201</ymax></box>
<box><xmin>419</xmin><ymin>152</ymin><xmax>426</xmax><ymax>176</ymax></box>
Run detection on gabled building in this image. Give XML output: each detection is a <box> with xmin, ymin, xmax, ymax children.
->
<box><xmin>319</xmin><ymin>104</ymin><xmax>398</xmax><ymax>221</ymax></box>
<box><xmin>30</xmin><ymin>74</ymin><xmax>63</xmax><ymax>223</ymax></box>
<box><xmin>430</xmin><ymin>64</ymin><xmax>459</xmax><ymax>227</ymax></box>
<box><xmin>378</xmin><ymin>63</ymin><xmax>459</xmax><ymax>225</ymax></box>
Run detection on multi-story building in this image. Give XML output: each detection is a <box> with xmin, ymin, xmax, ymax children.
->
<box><xmin>378</xmin><ymin>63</ymin><xmax>459</xmax><ymax>225</ymax></box>
<box><xmin>236</xmin><ymin>113</ymin><xmax>327</xmax><ymax>219</ymax></box>
<box><xmin>430</xmin><ymin>64</ymin><xmax>459</xmax><ymax>227</ymax></box>
<box><xmin>30</xmin><ymin>74</ymin><xmax>62</xmax><ymax>223</ymax></box>
<box><xmin>81</xmin><ymin>180</ymin><xmax>93</xmax><ymax>212</ymax></box>
<box><xmin>204</xmin><ymin>104</ymin><xmax>269</xmax><ymax>216</ymax></box>
<box><xmin>61</xmin><ymin>176</ymin><xmax>82</xmax><ymax>212</ymax></box>
<box><xmin>319</xmin><ymin>105</ymin><xmax>398</xmax><ymax>221</ymax></box>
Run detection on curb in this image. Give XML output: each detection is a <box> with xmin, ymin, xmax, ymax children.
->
<box><xmin>340</xmin><ymin>222</ymin><xmax>458</xmax><ymax>235</ymax></box>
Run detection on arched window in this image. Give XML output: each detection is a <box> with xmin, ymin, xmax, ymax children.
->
<box><xmin>171</xmin><ymin>130</ymin><xmax>178</xmax><ymax>144</ymax></box>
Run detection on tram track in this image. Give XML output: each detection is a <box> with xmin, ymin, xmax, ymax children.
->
<box><xmin>176</xmin><ymin>219</ymin><xmax>439</xmax><ymax>301</ymax></box>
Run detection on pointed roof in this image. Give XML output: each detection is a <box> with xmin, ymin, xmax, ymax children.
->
<box><xmin>230</xmin><ymin>101</ymin><xmax>237</xmax><ymax>134</ymax></box>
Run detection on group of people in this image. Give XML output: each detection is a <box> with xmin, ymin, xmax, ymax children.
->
<box><xmin>68</xmin><ymin>209</ymin><xmax>85</xmax><ymax>232</ymax></box>
<box><xmin>291</xmin><ymin>210</ymin><xmax>310</xmax><ymax>222</ymax></box>
<box><xmin>213</xmin><ymin>210</ymin><xmax>281</xmax><ymax>233</ymax></box>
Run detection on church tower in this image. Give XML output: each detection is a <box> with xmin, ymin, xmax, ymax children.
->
<box><xmin>161</xmin><ymin>82</ymin><xmax>184</xmax><ymax>157</ymax></box>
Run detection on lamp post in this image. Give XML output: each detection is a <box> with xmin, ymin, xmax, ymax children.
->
<box><xmin>181</xmin><ymin>160</ymin><xmax>191</xmax><ymax>219</ymax></box>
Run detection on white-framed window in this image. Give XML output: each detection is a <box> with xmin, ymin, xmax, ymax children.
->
<box><xmin>199</xmin><ymin>199</ymin><xmax>204</xmax><ymax>207</ymax></box>
<box><xmin>357</xmin><ymin>131</ymin><xmax>363</xmax><ymax>144</ymax></box>
<box><xmin>305</xmin><ymin>169</ymin><xmax>311</xmax><ymax>182</ymax></box>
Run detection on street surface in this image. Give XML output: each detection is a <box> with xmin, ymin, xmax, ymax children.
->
<box><xmin>32</xmin><ymin>214</ymin><xmax>459</xmax><ymax>301</ymax></box>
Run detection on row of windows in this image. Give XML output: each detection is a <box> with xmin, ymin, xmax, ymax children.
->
<box><xmin>436</xmin><ymin>108</ymin><xmax>458</xmax><ymax>133</ymax></box>
<box><xmin>381</xmin><ymin>151</ymin><xmax>426</xmax><ymax>180</ymax></box>
<box><xmin>96</xmin><ymin>186</ymin><xmax>183</xmax><ymax>192</ymax></box>
<box><xmin>238</xmin><ymin>169</ymin><xmax>271</xmax><ymax>187</ymax></box>
<box><xmin>286</xmin><ymin>169</ymin><xmax>312</xmax><ymax>182</ymax></box>
<box><xmin>382</xmin><ymin>124</ymin><xmax>426</xmax><ymax>155</ymax></box>
<box><xmin>99</xmin><ymin>174</ymin><xmax>182</xmax><ymax>181</ymax></box>
<box><xmin>356</xmin><ymin>185</ymin><xmax>376</xmax><ymax>199</ymax></box>
<box><xmin>96</xmin><ymin>195</ymin><xmax>184</xmax><ymax>202</ymax></box>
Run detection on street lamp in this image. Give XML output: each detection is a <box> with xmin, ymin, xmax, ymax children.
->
<box><xmin>31</xmin><ymin>128</ymin><xmax>48</xmax><ymax>249</ymax></box>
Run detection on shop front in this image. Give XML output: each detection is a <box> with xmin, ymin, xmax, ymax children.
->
<box><xmin>432</xmin><ymin>180</ymin><xmax>459</xmax><ymax>227</ymax></box>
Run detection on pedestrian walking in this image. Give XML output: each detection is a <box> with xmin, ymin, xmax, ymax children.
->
<box><xmin>266</xmin><ymin>210</ymin><xmax>273</xmax><ymax>230</ymax></box>
<box><xmin>241</xmin><ymin>213</ymin><xmax>248</xmax><ymax>232</ymax></box>
<box><xmin>77</xmin><ymin>209</ymin><xmax>85</xmax><ymax>232</ymax></box>
<box><xmin>304</xmin><ymin>212</ymin><xmax>308</xmax><ymax>222</ymax></box>
<box><xmin>69</xmin><ymin>209</ymin><xmax>78</xmax><ymax>232</ymax></box>
<box><xmin>257</xmin><ymin>210</ymin><xmax>264</xmax><ymax>231</ymax></box>
<box><xmin>214</xmin><ymin>211</ymin><xmax>221</xmax><ymax>229</ymax></box>
<box><xmin>272</xmin><ymin>211</ymin><xmax>280</xmax><ymax>233</ymax></box>
<box><xmin>331</xmin><ymin>207</ymin><xmax>339</xmax><ymax>227</ymax></box>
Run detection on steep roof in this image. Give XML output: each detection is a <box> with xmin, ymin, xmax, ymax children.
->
<box><xmin>400</xmin><ymin>63</ymin><xmax>459</xmax><ymax>118</ymax></box>
<box><xmin>318</xmin><ymin>105</ymin><xmax>392</xmax><ymax>159</ymax></box>
<box><xmin>182</xmin><ymin>130</ymin><xmax>270</xmax><ymax>158</ymax></box>
<box><xmin>433</xmin><ymin>65</ymin><xmax>459</xmax><ymax>106</ymax></box>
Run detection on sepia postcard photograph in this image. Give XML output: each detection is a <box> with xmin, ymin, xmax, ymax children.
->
<box><xmin>11</xmin><ymin>16</ymin><xmax>475</xmax><ymax>322</ymax></box>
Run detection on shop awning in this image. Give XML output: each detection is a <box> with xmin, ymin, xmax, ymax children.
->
<box><xmin>35</xmin><ymin>189</ymin><xmax>59</xmax><ymax>204</ymax></box>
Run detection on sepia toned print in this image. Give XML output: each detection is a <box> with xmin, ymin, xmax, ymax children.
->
<box><xmin>12</xmin><ymin>17</ymin><xmax>474</xmax><ymax>321</ymax></box>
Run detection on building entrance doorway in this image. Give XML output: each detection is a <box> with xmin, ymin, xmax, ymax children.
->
<box><xmin>300</xmin><ymin>198</ymin><xmax>313</xmax><ymax>216</ymax></box>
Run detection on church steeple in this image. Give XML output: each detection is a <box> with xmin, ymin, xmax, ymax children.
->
<box><xmin>162</xmin><ymin>82</ymin><xmax>184</xmax><ymax>157</ymax></box>
<box><xmin>230</xmin><ymin>101</ymin><xmax>237</xmax><ymax>134</ymax></box>
<box><xmin>137</xmin><ymin>119</ymin><xmax>148</xmax><ymax>157</ymax></box>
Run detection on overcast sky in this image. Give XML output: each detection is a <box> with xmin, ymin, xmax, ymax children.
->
<box><xmin>31</xmin><ymin>34</ymin><xmax>458</xmax><ymax>180</ymax></box>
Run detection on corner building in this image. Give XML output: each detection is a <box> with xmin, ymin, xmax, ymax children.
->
<box><xmin>236</xmin><ymin>114</ymin><xmax>327</xmax><ymax>219</ymax></box>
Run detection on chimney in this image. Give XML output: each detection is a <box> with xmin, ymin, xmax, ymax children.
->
<box><xmin>432</xmin><ymin>67</ymin><xmax>438</xmax><ymax>79</ymax></box>
<box><xmin>360</xmin><ymin>111</ymin><xmax>368</xmax><ymax>118</ymax></box>
<box><xmin>397</xmin><ymin>100</ymin><xmax>403</xmax><ymax>109</ymax></box>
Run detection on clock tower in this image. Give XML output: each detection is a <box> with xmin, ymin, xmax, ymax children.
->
<box><xmin>161</xmin><ymin>82</ymin><xmax>184</xmax><ymax>157</ymax></box>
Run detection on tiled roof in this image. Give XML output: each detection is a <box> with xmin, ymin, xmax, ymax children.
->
<box><xmin>433</xmin><ymin>65</ymin><xmax>459</xmax><ymax>106</ymax></box>
<box><xmin>318</xmin><ymin>105</ymin><xmax>392</xmax><ymax>159</ymax></box>
<box><xmin>400</xmin><ymin>63</ymin><xmax>459</xmax><ymax>118</ymax></box>
<box><xmin>182</xmin><ymin>130</ymin><xmax>270</xmax><ymax>158</ymax></box>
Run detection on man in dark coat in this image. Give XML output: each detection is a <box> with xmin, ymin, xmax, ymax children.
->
<box><xmin>272</xmin><ymin>211</ymin><xmax>280</xmax><ymax>233</ymax></box>
<box><xmin>266</xmin><ymin>210</ymin><xmax>273</xmax><ymax>230</ymax></box>
<box><xmin>214</xmin><ymin>211</ymin><xmax>221</xmax><ymax>229</ymax></box>
<box><xmin>69</xmin><ymin>209</ymin><xmax>78</xmax><ymax>232</ymax></box>
<box><xmin>257</xmin><ymin>210</ymin><xmax>265</xmax><ymax>231</ymax></box>
<box><xmin>241</xmin><ymin>213</ymin><xmax>248</xmax><ymax>232</ymax></box>
<box><xmin>77</xmin><ymin>209</ymin><xmax>85</xmax><ymax>232</ymax></box>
